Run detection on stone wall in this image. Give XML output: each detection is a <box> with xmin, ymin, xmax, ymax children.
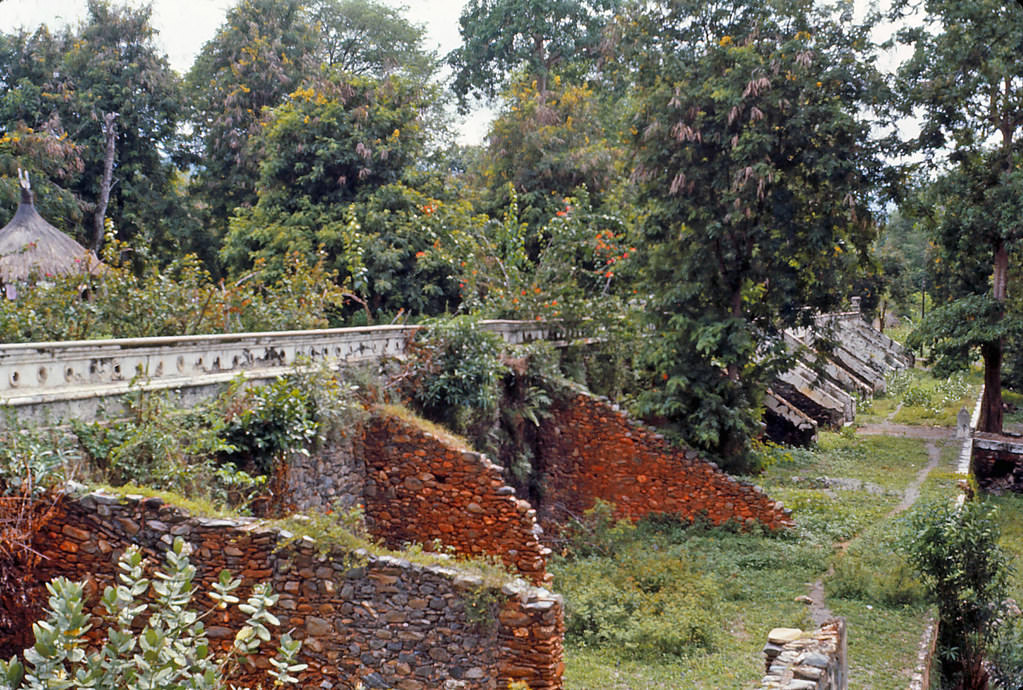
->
<box><xmin>361</xmin><ymin>410</ymin><xmax>551</xmax><ymax>586</ymax></box>
<box><xmin>12</xmin><ymin>489</ymin><xmax>564</xmax><ymax>689</ymax></box>
<box><xmin>536</xmin><ymin>392</ymin><xmax>792</xmax><ymax>530</ymax></box>
<box><xmin>269</xmin><ymin>431</ymin><xmax>365</xmax><ymax>515</ymax></box>
<box><xmin>761</xmin><ymin>619</ymin><xmax>847</xmax><ymax>690</ymax></box>
<box><xmin>972</xmin><ymin>432</ymin><xmax>1023</xmax><ymax>493</ymax></box>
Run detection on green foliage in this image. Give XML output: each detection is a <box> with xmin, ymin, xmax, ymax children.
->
<box><xmin>220</xmin><ymin>377</ymin><xmax>319</xmax><ymax>476</ymax></box>
<box><xmin>990</xmin><ymin>613</ymin><xmax>1023</xmax><ymax>690</ymax></box>
<box><xmin>827</xmin><ymin>528</ymin><xmax>925</xmax><ymax>608</ymax></box>
<box><xmin>893</xmin><ymin>0</ymin><xmax>1023</xmax><ymax>433</ymax></box>
<box><xmin>900</xmin><ymin>500</ymin><xmax>1011</xmax><ymax>688</ymax></box>
<box><xmin>221</xmin><ymin>72</ymin><xmax>446</xmax><ymax>315</ymax></box>
<box><xmin>69</xmin><ymin>365</ymin><xmax>361</xmax><ymax>508</ymax></box>
<box><xmin>309</xmin><ymin>0</ymin><xmax>437</xmax><ymax>82</ymax></box>
<box><xmin>880</xmin><ymin>368</ymin><xmax>977</xmax><ymax>425</ymax></box>
<box><xmin>448</xmin><ymin>0</ymin><xmax>617</xmax><ymax>105</ymax></box>
<box><xmin>407</xmin><ymin>315</ymin><xmax>508</xmax><ymax>434</ymax></box>
<box><xmin>481</xmin><ymin>78</ymin><xmax>622</xmax><ymax>227</ymax></box>
<box><xmin>0</xmin><ymin>537</ymin><xmax>305</xmax><ymax>689</ymax></box>
<box><xmin>0</xmin><ymin>422</ymin><xmax>76</xmax><ymax>499</ymax></box>
<box><xmin>184</xmin><ymin>0</ymin><xmax>317</xmax><ymax>237</ymax></box>
<box><xmin>557</xmin><ymin>551</ymin><xmax>721</xmax><ymax>660</ymax></box>
<box><xmin>0</xmin><ymin>1</ymin><xmax>183</xmax><ymax>252</ymax></box>
<box><xmin>71</xmin><ymin>392</ymin><xmax>262</xmax><ymax>510</ymax></box>
<box><xmin>628</xmin><ymin>0</ymin><xmax>888</xmax><ymax>467</ymax></box>
<box><xmin>0</xmin><ymin>240</ymin><xmax>347</xmax><ymax>343</ymax></box>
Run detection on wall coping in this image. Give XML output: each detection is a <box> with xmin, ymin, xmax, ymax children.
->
<box><xmin>0</xmin><ymin>320</ymin><xmax>565</xmax><ymax>422</ymax></box>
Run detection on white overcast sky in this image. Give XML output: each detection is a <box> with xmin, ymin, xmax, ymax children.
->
<box><xmin>0</xmin><ymin>0</ymin><xmax>494</xmax><ymax>143</ymax></box>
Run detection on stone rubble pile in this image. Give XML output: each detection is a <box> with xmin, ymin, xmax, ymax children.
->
<box><xmin>761</xmin><ymin>619</ymin><xmax>846</xmax><ymax>690</ymax></box>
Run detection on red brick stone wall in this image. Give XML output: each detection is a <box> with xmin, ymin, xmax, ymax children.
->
<box><xmin>537</xmin><ymin>393</ymin><xmax>792</xmax><ymax>530</ymax></box>
<box><xmin>361</xmin><ymin>410</ymin><xmax>551</xmax><ymax>586</ymax></box>
<box><xmin>12</xmin><ymin>490</ymin><xmax>564</xmax><ymax>690</ymax></box>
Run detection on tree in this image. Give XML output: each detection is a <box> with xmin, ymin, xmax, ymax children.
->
<box><xmin>627</xmin><ymin>0</ymin><xmax>888</xmax><ymax>467</ymax></box>
<box><xmin>448</xmin><ymin>0</ymin><xmax>618</xmax><ymax>105</ymax></box>
<box><xmin>220</xmin><ymin>71</ymin><xmax>446</xmax><ymax>317</ymax></box>
<box><xmin>309</xmin><ymin>0</ymin><xmax>436</xmax><ymax>80</ymax></box>
<box><xmin>895</xmin><ymin>0</ymin><xmax>1023</xmax><ymax>433</ymax></box>
<box><xmin>0</xmin><ymin>2</ymin><xmax>182</xmax><ymax>252</ymax></box>
<box><xmin>185</xmin><ymin>0</ymin><xmax>317</xmax><ymax>242</ymax></box>
<box><xmin>480</xmin><ymin>77</ymin><xmax>622</xmax><ymax>227</ymax></box>
<box><xmin>186</xmin><ymin>0</ymin><xmax>441</xmax><ymax>265</ymax></box>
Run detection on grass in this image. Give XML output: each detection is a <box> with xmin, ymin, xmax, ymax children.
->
<box><xmin>556</xmin><ymin>431</ymin><xmax>943</xmax><ymax>689</ymax></box>
<box><xmin>986</xmin><ymin>492</ymin><xmax>1023</xmax><ymax>604</ymax></box>
<box><xmin>375</xmin><ymin>402</ymin><xmax>474</xmax><ymax>450</ymax></box>
<box><xmin>854</xmin><ymin>367</ymin><xmax>980</xmax><ymax>427</ymax></box>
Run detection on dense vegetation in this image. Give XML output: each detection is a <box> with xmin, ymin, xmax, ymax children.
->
<box><xmin>5</xmin><ymin>0</ymin><xmax>1023</xmax><ymax>685</ymax></box>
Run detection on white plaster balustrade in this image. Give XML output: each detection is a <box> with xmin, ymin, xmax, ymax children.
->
<box><xmin>0</xmin><ymin>320</ymin><xmax>561</xmax><ymax>423</ymax></box>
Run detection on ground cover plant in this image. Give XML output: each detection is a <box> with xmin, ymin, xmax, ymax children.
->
<box><xmin>553</xmin><ymin>432</ymin><xmax>939</xmax><ymax>688</ymax></box>
<box><xmin>855</xmin><ymin>368</ymin><xmax>980</xmax><ymax>427</ymax></box>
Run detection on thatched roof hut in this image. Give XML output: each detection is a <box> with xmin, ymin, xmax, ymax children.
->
<box><xmin>0</xmin><ymin>172</ymin><xmax>102</xmax><ymax>290</ymax></box>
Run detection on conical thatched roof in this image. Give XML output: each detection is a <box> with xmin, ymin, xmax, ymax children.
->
<box><xmin>0</xmin><ymin>175</ymin><xmax>103</xmax><ymax>283</ymax></box>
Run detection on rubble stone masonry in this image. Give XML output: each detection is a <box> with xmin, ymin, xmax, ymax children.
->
<box><xmin>537</xmin><ymin>392</ymin><xmax>793</xmax><ymax>530</ymax></box>
<box><xmin>361</xmin><ymin>410</ymin><xmax>551</xmax><ymax>586</ymax></box>
<box><xmin>18</xmin><ymin>490</ymin><xmax>565</xmax><ymax>690</ymax></box>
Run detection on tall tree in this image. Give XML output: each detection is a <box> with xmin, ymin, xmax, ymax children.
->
<box><xmin>0</xmin><ymin>1</ymin><xmax>181</xmax><ymax>251</ymax></box>
<box><xmin>220</xmin><ymin>70</ymin><xmax>440</xmax><ymax>316</ymax></box>
<box><xmin>896</xmin><ymin>0</ymin><xmax>1023</xmax><ymax>433</ymax></box>
<box><xmin>185</xmin><ymin>0</ymin><xmax>317</xmax><ymax>240</ymax></box>
<box><xmin>448</xmin><ymin>0</ymin><xmax>618</xmax><ymax>105</ymax></box>
<box><xmin>309</xmin><ymin>0</ymin><xmax>436</xmax><ymax>80</ymax></box>
<box><xmin>185</xmin><ymin>0</ymin><xmax>440</xmax><ymax>263</ymax></box>
<box><xmin>628</xmin><ymin>0</ymin><xmax>888</xmax><ymax>467</ymax></box>
<box><xmin>480</xmin><ymin>76</ymin><xmax>623</xmax><ymax>228</ymax></box>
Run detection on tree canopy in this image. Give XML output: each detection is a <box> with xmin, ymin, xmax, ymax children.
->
<box><xmin>896</xmin><ymin>0</ymin><xmax>1023</xmax><ymax>432</ymax></box>
<box><xmin>628</xmin><ymin>0</ymin><xmax>888</xmax><ymax>465</ymax></box>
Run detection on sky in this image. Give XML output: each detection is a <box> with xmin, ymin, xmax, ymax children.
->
<box><xmin>0</xmin><ymin>0</ymin><xmax>494</xmax><ymax>143</ymax></box>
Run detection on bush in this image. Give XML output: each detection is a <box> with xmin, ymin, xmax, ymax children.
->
<box><xmin>406</xmin><ymin>315</ymin><xmax>508</xmax><ymax>434</ymax></box>
<box><xmin>219</xmin><ymin>377</ymin><xmax>319</xmax><ymax>476</ymax></box>
<box><xmin>900</xmin><ymin>500</ymin><xmax>1011</xmax><ymax>689</ymax></box>
<box><xmin>0</xmin><ymin>537</ymin><xmax>305</xmax><ymax>689</ymax></box>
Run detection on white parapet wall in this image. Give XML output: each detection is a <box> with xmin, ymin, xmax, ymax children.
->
<box><xmin>0</xmin><ymin>320</ymin><xmax>559</xmax><ymax>424</ymax></box>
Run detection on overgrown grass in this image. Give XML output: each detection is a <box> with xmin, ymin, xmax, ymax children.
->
<box><xmin>855</xmin><ymin>367</ymin><xmax>980</xmax><ymax>426</ymax></box>
<box><xmin>556</xmin><ymin>432</ymin><xmax>942</xmax><ymax>689</ymax></box>
<box><xmin>375</xmin><ymin>403</ymin><xmax>474</xmax><ymax>451</ymax></box>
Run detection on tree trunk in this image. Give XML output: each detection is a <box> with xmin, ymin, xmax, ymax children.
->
<box><xmin>979</xmin><ymin>340</ymin><xmax>1003</xmax><ymax>433</ymax></box>
<box><xmin>91</xmin><ymin>112</ymin><xmax>118</xmax><ymax>253</ymax></box>
<box><xmin>978</xmin><ymin>240</ymin><xmax>1009</xmax><ymax>434</ymax></box>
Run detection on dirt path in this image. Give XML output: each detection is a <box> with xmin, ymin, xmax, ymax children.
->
<box><xmin>806</xmin><ymin>432</ymin><xmax>945</xmax><ymax>626</ymax></box>
<box><xmin>856</xmin><ymin>423</ymin><xmax>954</xmax><ymax>441</ymax></box>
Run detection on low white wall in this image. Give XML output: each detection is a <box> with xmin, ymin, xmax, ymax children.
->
<box><xmin>0</xmin><ymin>320</ymin><xmax>557</xmax><ymax>423</ymax></box>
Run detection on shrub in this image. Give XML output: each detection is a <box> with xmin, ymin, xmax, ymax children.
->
<box><xmin>0</xmin><ymin>537</ymin><xmax>305</xmax><ymax>689</ymax></box>
<box><xmin>900</xmin><ymin>500</ymin><xmax>1011</xmax><ymax>689</ymax></box>
<box><xmin>555</xmin><ymin>548</ymin><xmax>721</xmax><ymax>659</ymax></box>
<box><xmin>406</xmin><ymin>315</ymin><xmax>508</xmax><ymax>434</ymax></box>
<box><xmin>219</xmin><ymin>377</ymin><xmax>319</xmax><ymax>476</ymax></box>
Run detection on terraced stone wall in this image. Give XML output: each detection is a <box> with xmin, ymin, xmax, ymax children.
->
<box><xmin>12</xmin><ymin>490</ymin><xmax>565</xmax><ymax>690</ymax></box>
<box><xmin>361</xmin><ymin>411</ymin><xmax>551</xmax><ymax>586</ymax></box>
<box><xmin>536</xmin><ymin>392</ymin><xmax>793</xmax><ymax>530</ymax></box>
